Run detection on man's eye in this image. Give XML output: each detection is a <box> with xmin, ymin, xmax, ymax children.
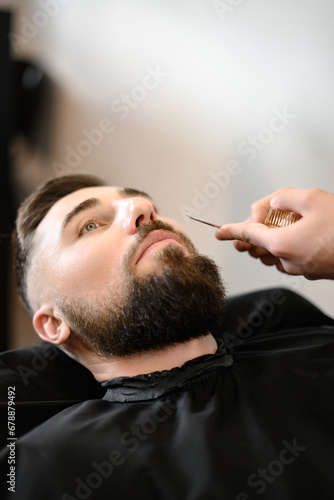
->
<box><xmin>85</xmin><ymin>222</ymin><xmax>98</xmax><ymax>232</ymax></box>
<box><xmin>79</xmin><ymin>219</ymin><xmax>100</xmax><ymax>235</ymax></box>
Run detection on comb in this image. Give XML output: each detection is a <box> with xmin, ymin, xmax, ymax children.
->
<box><xmin>186</xmin><ymin>215</ymin><xmax>221</xmax><ymax>228</ymax></box>
<box><xmin>264</xmin><ymin>208</ymin><xmax>301</xmax><ymax>228</ymax></box>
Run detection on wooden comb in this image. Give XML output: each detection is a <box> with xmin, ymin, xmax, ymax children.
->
<box><xmin>264</xmin><ymin>208</ymin><xmax>301</xmax><ymax>228</ymax></box>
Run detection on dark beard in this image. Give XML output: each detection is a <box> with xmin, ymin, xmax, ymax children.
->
<box><xmin>60</xmin><ymin>223</ymin><xmax>226</xmax><ymax>357</ymax></box>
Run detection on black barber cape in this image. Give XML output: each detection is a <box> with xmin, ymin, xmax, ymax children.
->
<box><xmin>1</xmin><ymin>288</ymin><xmax>334</xmax><ymax>500</ymax></box>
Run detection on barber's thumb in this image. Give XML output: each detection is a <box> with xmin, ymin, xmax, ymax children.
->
<box><xmin>215</xmin><ymin>226</ymin><xmax>226</xmax><ymax>240</ymax></box>
<box><xmin>215</xmin><ymin>223</ymin><xmax>242</xmax><ymax>241</ymax></box>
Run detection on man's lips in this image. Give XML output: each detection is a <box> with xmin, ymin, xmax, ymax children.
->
<box><xmin>134</xmin><ymin>230</ymin><xmax>186</xmax><ymax>265</ymax></box>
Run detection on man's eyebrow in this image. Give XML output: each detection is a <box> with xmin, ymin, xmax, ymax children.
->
<box><xmin>61</xmin><ymin>198</ymin><xmax>101</xmax><ymax>234</ymax></box>
<box><xmin>61</xmin><ymin>189</ymin><xmax>154</xmax><ymax>234</ymax></box>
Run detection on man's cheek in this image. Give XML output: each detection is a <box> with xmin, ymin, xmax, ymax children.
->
<box><xmin>162</xmin><ymin>217</ymin><xmax>190</xmax><ymax>241</ymax></box>
<box><xmin>55</xmin><ymin>251</ymin><xmax>110</xmax><ymax>294</ymax></box>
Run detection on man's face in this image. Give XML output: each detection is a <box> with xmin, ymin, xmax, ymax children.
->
<box><xmin>32</xmin><ymin>185</ymin><xmax>225</xmax><ymax>357</ymax></box>
<box><xmin>33</xmin><ymin>185</ymin><xmax>191</xmax><ymax>302</ymax></box>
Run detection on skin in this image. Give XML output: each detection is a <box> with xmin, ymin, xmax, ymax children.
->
<box><xmin>215</xmin><ymin>187</ymin><xmax>334</xmax><ymax>280</ymax></box>
<box><xmin>30</xmin><ymin>186</ymin><xmax>217</xmax><ymax>381</ymax></box>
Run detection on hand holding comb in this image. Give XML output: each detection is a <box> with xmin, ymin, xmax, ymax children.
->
<box><xmin>186</xmin><ymin>209</ymin><xmax>302</xmax><ymax>229</ymax></box>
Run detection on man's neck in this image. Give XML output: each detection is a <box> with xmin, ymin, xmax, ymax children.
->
<box><xmin>67</xmin><ymin>334</ymin><xmax>218</xmax><ymax>382</ymax></box>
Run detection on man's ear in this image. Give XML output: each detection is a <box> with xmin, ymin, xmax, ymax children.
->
<box><xmin>33</xmin><ymin>304</ymin><xmax>71</xmax><ymax>345</ymax></box>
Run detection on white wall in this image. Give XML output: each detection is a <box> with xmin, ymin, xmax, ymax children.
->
<box><xmin>6</xmin><ymin>0</ymin><xmax>334</xmax><ymax>345</ymax></box>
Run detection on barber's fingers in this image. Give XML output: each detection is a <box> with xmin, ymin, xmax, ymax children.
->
<box><xmin>215</xmin><ymin>221</ymin><xmax>274</xmax><ymax>249</ymax></box>
<box><xmin>233</xmin><ymin>240</ymin><xmax>255</xmax><ymax>252</ymax></box>
<box><xmin>250</xmin><ymin>188</ymin><xmax>287</xmax><ymax>223</ymax></box>
<box><xmin>250</xmin><ymin>192</ymin><xmax>277</xmax><ymax>223</ymax></box>
<box><xmin>260</xmin><ymin>253</ymin><xmax>281</xmax><ymax>266</ymax></box>
<box><xmin>228</xmin><ymin>188</ymin><xmax>328</xmax><ymax>233</ymax></box>
<box><xmin>248</xmin><ymin>246</ymin><xmax>274</xmax><ymax>259</ymax></box>
<box><xmin>270</xmin><ymin>187</ymin><xmax>326</xmax><ymax>214</ymax></box>
<box><xmin>275</xmin><ymin>260</ymin><xmax>285</xmax><ymax>273</ymax></box>
<box><xmin>249</xmin><ymin>187</ymin><xmax>318</xmax><ymax>223</ymax></box>
<box><xmin>233</xmin><ymin>239</ymin><xmax>275</xmax><ymax>261</ymax></box>
<box><xmin>233</xmin><ymin>239</ymin><xmax>270</xmax><ymax>255</ymax></box>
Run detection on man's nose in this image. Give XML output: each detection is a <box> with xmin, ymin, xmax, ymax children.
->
<box><xmin>115</xmin><ymin>197</ymin><xmax>158</xmax><ymax>235</ymax></box>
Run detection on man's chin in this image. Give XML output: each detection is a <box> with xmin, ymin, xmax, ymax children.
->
<box><xmin>58</xmin><ymin>248</ymin><xmax>226</xmax><ymax>358</ymax></box>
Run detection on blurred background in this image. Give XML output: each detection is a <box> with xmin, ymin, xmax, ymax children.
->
<box><xmin>1</xmin><ymin>0</ymin><xmax>334</xmax><ymax>349</ymax></box>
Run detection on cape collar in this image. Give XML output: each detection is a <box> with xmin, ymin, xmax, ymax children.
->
<box><xmin>102</xmin><ymin>339</ymin><xmax>233</xmax><ymax>403</ymax></box>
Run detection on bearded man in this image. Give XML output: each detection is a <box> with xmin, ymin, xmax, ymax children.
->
<box><xmin>1</xmin><ymin>174</ymin><xmax>334</xmax><ymax>500</ymax></box>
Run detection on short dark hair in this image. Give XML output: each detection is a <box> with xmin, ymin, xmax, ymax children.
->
<box><xmin>12</xmin><ymin>174</ymin><xmax>106</xmax><ymax>315</ymax></box>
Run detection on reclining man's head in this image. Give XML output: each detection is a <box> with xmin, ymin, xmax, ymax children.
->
<box><xmin>13</xmin><ymin>174</ymin><xmax>226</xmax><ymax>369</ymax></box>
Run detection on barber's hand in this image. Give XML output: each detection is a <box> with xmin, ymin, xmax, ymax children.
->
<box><xmin>215</xmin><ymin>188</ymin><xmax>334</xmax><ymax>280</ymax></box>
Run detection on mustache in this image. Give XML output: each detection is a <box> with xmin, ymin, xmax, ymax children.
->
<box><xmin>124</xmin><ymin>220</ymin><xmax>197</xmax><ymax>267</ymax></box>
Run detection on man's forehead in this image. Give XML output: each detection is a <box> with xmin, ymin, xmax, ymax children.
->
<box><xmin>52</xmin><ymin>185</ymin><xmax>121</xmax><ymax>213</ymax></box>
